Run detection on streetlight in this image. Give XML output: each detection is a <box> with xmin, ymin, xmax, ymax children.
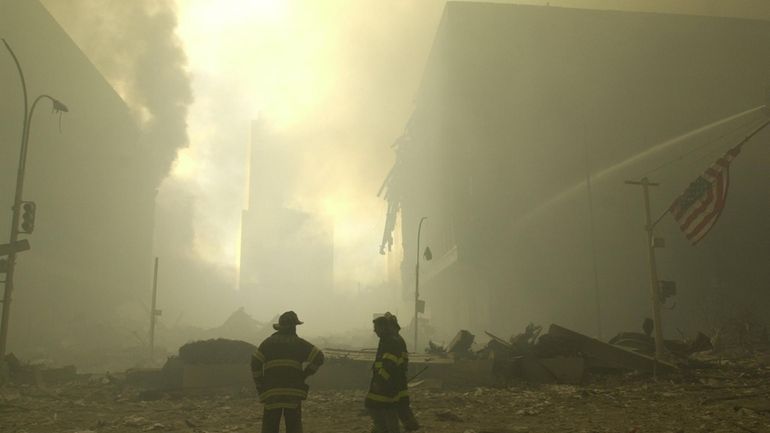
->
<box><xmin>0</xmin><ymin>39</ymin><xmax>68</xmax><ymax>357</ymax></box>
<box><xmin>413</xmin><ymin>216</ymin><xmax>432</xmax><ymax>353</ymax></box>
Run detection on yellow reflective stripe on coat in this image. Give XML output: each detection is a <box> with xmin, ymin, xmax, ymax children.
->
<box><xmin>264</xmin><ymin>359</ymin><xmax>303</xmax><ymax>370</ymax></box>
<box><xmin>252</xmin><ymin>350</ymin><xmax>266</xmax><ymax>363</ymax></box>
<box><xmin>259</xmin><ymin>387</ymin><xmax>308</xmax><ymax>401</ymax></box>
<box><xmin>377</xmin><ymin>368</ymin><xmax>390</xmax><ymax>380</ymax></box>
<box><xmin>397</xmin><ymin>390</ymin><xmax>409</xmax><ymax>399</ymax></box>
<box><xmin>381</xmin><ymin>352</ymin><xmax>404</xmax><ymax>365</ymax></box>
<box><xmin>307</xmin><ymin>346</ymin><xmax>320</xmax><ymax>364</ymax></box>
<box><xmin>366</xmin><ymin>392</ymin><xmax>399</xmax><ymax>403</ymax></box>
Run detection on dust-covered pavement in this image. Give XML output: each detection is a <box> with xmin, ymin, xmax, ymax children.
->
<box><xmin>3</xmin><ymin>364</ymin><xmax>770</xmax><ymax>433</ymax></box>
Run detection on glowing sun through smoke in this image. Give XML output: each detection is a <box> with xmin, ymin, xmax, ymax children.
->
<box><xmin>171</xmin><ymin>0</ymin><xmax>408</xmax><ymax>289</ymax></box>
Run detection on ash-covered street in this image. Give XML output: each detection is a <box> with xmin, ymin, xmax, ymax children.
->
<box><xmin>4</xmin><ymin>353</ymin><xmax>770</xmax><ymax>433</ymax></box>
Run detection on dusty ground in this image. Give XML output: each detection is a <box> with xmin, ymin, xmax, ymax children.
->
<box><xmin>3</xmin><ymin>359</ymin><xmax>770</xmax><ymax>433</ymax></box>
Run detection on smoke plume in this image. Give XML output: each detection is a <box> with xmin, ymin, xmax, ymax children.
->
<box><xmin>41</xmin><ymin>0</ymin><xmax>193</xmax><ymax>184</ymax></box>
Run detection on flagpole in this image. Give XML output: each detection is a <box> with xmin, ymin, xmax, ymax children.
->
<box><xmin>625</xmin><ymin>177</ymin><xmax>665</xmax><ymax>378</ymax></box>
<box><xmin>734</xmin><ymin>119</ymin><xmax>770</xmax><ymax>151</ymax></box>
<box><xmin>651</xmin><ymin>209</ymin><xmax>671</xmax><ymax>230</ymax></box>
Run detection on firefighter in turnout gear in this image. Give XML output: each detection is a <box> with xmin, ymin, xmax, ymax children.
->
<box><xmin>386</xmin><ymin>314</ymin><xmax>420</xmax><ymax>431</ymax></box>
<box><xmin>365</xmin><ymin>313</ymin><xmax>410</xmax><ymax>433</ymax></box>
<box><xmin>251</xmin><ymin>311</ymin><xmax>324</xmax><ymax>433</ymax></box>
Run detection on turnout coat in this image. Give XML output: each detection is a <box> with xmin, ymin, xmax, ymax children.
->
<box><xmin>365</xmin><ymin>334</ymin><xmax>410</xmax><ymax>408</ymax></box>
<box><xmin>251</xmin><ymin>331</ymin><xmax>324</xmax><ymax>410</ymax></box>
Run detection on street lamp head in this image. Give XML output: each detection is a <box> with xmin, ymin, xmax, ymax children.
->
<box><xmin>51</xmin><ymin>98</ymin><xmax>68</xmax><ymax>113</ymax></box>
<box><xmin>423</xmin><ymin>246</ymin><xmax>432</xmax><ymax>261</ymax></box>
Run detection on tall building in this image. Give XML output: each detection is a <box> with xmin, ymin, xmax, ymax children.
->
<box><xmin>0</xmin><ymin>0</ymin><xmax>156</xmax><ymax>358</ymax></box>
<box><xmin>382</xmin><ymin>2</ymin><xmax>770</xmax><ymax>339</ymax></box>
<box><xmin>239</xmin><ymin>120</ymin><xmax>333</xmax><ymax>319</ymax></box>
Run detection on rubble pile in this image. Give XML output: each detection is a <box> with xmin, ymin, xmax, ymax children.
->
<box><xmin>139</xmin><ymin>339</ymin><xmax>258</xmax><ymax>390</ymax></box>
<box><xmin>197</xmin><ymin>308</ymin><xmax>272</xmax><ymax>345</ymax></box>
<box><xmin>1</xmin><ymin>353</ymin><xmax>79</xmax><ymax>387</ymax></box>
<box><xmin>711</xmin><ymin>317</ymin><xmax>770</xmax><ymax>355</ymax></box>
<box><xmin>608</xmin><ymin>317</ymin><xmax>714</xmax><ymax>362</ymax></box>
<box><xmin>427</xmin><ymin>322</ymin><xmax>724</xmax><ymax>385</ymax></box>
<box><xmin>177</xmin><ymin>339</ymin><xmax>257</xmax><ymax>365</ymax></box>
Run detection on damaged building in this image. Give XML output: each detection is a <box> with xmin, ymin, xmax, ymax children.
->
<box><xmin>0</xmin><ymin>0</ymin><xmax>156</xmax><ymax>367</ymax></box>
<box><xmin>381</xmin><ymin>2</ymin><xmax>770</xmax><ymax>340</ymax></box>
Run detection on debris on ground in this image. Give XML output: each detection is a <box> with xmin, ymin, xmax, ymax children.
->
<box><xmin>447</xmin><ymin>330</ymin><xmax>476</xmax><ymax>358</ymax></box>
<box><xmin>3</xmin><ymin>352</ymin><xmax>770</xmax><ymax>432</ymax></box>
<box><xmin>427</xmin><ymin>340</ymin><xmax>447</xmax><ymax>355</ymax></box>
<box><xmin>3</xmin><ymin>315</ymin><xmax>770</xmax><ymax>432</ymax></box>
<box><xmin>2</xmin><ymin>353</ymin><xmax>79</xmax><ymax>387</ymax></box>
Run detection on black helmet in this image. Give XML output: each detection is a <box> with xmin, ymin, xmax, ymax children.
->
<box><xmin>373</xmin><ymin>312</ymin><xmax>400</xmax><ymax>331</ymax></box>
<box><xmin>386</xmin><ymin>313</ymin><xmax>401</xmax><ymax>331</ymax></box>
<box><xmin>273</xmin><ymin>311</ymin><xmax>304</xmax><ymax>330</ymax></box>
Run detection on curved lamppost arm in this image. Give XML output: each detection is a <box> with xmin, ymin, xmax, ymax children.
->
<box><xmin>2</xmin><ymin>38</ymin><xmax>29</xmax><ymax>217</ymax></box>
<box><xmin>0</xmin><ymin>39</ymin><xmax>68</xmax><ymax>358</ymax></box>
<box><xmin>20</xmin><ymin>94</ymin><xmax>68</xmax><ymax>176</ymax></box>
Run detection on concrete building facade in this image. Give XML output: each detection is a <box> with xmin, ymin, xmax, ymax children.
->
<box><xmin>384</xmin><ymin>2</ymin><xmax>770</xmax><ymax>341</ymax></box>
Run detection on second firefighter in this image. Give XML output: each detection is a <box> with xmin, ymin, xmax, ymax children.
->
<box><xmin>365</xmin><ymin>312</ymin><xmax>411</xmax><ymax>433</ymax></box>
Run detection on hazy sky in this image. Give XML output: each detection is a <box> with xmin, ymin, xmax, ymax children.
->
<box><xmin>42</xmin><ymin>0</ymin><xmax>770</xmax><ymax>296</ymax></box>
<box><xmin>169</xmin><ymin>0</ymin><xmax>445</xmax><ymax>289</ymax></box>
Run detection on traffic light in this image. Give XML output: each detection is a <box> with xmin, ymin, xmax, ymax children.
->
<box><xmin>20</xmin><ymin>201</ymin><xmax>36</xmax><ymax>234</ymax></box>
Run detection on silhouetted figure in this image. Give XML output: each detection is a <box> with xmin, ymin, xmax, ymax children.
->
<box><xmin>251</xmin><ymin>311</ymin><xmax>324</xmax><ymax>433</ymax></box>
<box><xmin>386</xmin><ymin>314</ymin><xmax>420</xmax><ymax>431</ymax></box>
<box><xmin>366</xmin><ymin>313</ymin><xmax>408</xmax><ymax>433</ymax></box>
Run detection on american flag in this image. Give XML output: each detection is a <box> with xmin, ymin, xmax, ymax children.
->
<box><xmin>668</xmin><ymin>142</ymin><xmax>744</xmax><ymax>245</ymax></box>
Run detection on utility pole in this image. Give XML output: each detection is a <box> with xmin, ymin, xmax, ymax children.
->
<box><xmin>0</xmin><ymin>39</ymin><xmax>68</xmax><ymax>358</ymax></box>
<box><xmin>414</xmin><ymin>217</ymin><xmax>428</xmax><ymax>353</ymax></box>
<box><xmin>583</xmin><ymin>138</ymin><xmax>603</xmax><ymax>340</ymax></box>
<box><xmin>149</xmin><ymin>257</ymin><xmax>160</xmax><ymax>360</ymax></box>
<box><xmin>625</xmin><ymin>177</ymin><xmax>665</xmax><ymax>376</ymax></box>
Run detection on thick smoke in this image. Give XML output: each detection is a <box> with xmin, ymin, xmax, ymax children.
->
<box><xmin>41</xmin><ymin>0</ymin><xmax>193</xmax><ymax>184</ymax></box>
<box><xmin>39</xmin><ymin>1</ymin><xmax>231</xmax><ymax>325</ymax></box>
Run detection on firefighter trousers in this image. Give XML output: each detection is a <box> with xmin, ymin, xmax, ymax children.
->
<box><xmin>368</xmin><ymin>407</ymin><xmax>401</xmax><ymax>433</ymax></box>
<box><xmin>397</xmin><ymin>404</ymin><xmax>420</xmax><ymax>431</ymax></box>
<box><xmin>261</xmin><ymin>406</ymin><xmax>303</xmax><ymax>433</ymax></box>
